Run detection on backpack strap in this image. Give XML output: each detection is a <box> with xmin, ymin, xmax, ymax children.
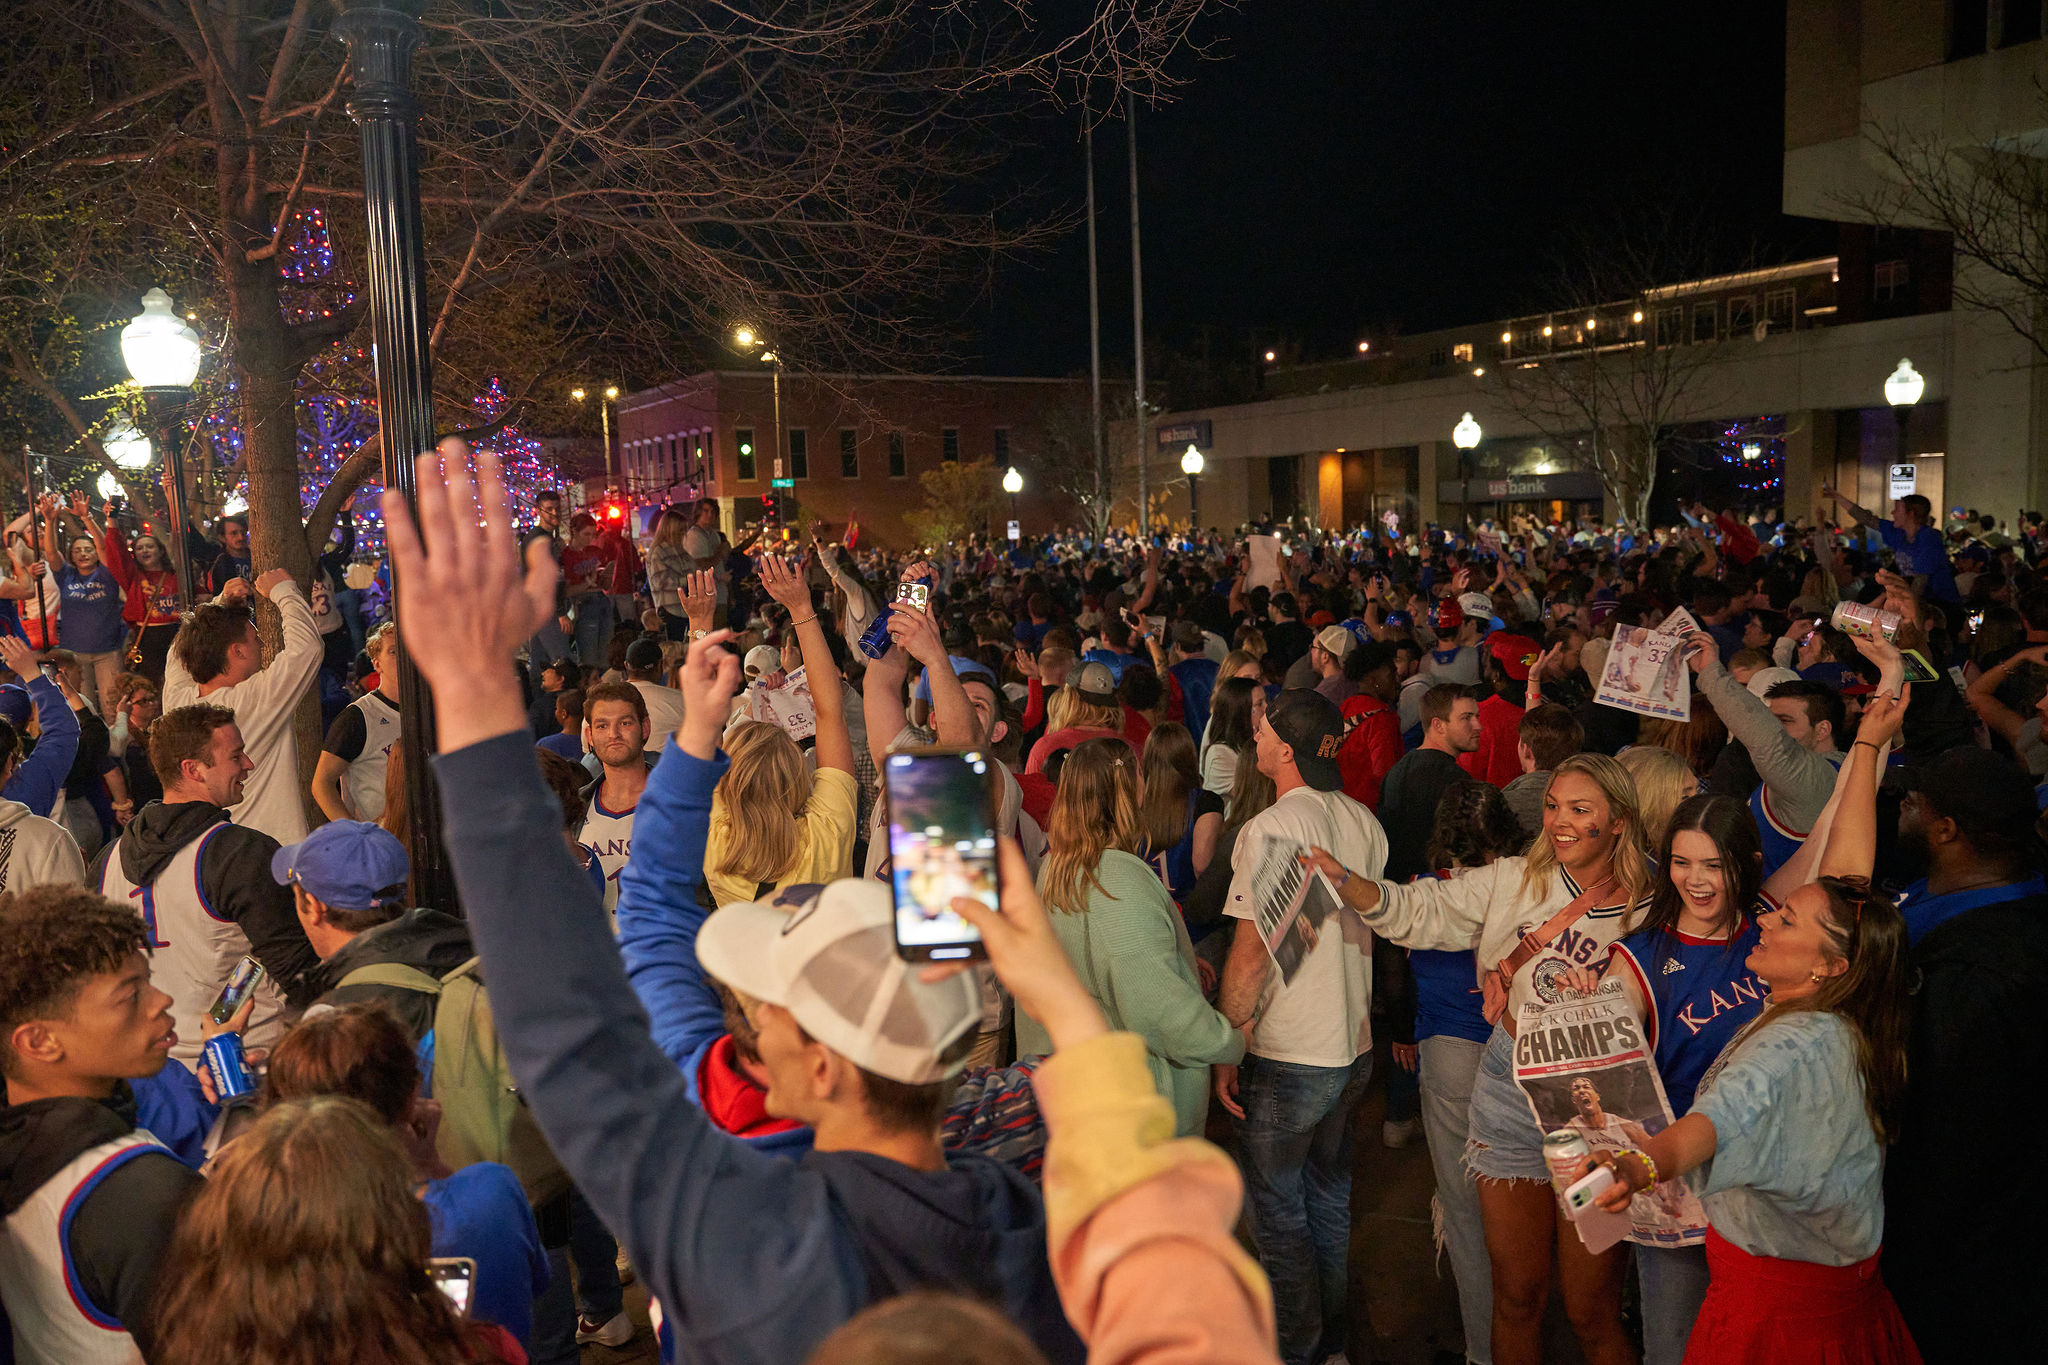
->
<box><xmin>335</xmin><ymin>962</ymin><xmax>446</xmax><ymax>996</ymax></box>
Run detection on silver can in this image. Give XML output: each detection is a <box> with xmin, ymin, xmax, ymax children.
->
<box><xmin>1831</xmin><ymin>600</ymin><xmax>1901</xmax><ymax>643</ymax></box>
<box><xmin>1543</xmin><ymin>1128</ymin><xmax>1592</xmax><ymax>1196</ymax></box>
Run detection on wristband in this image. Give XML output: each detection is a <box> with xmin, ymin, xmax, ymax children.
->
<box><xmin>1335</xmin><ymin>869</ymin><xmax>1352</xmax><ymax>890</ymax></box>
<box><xmin>1619</xmin><ymin>1146</ymin><xmax>1659</xmax><ymax>1189</ymax></box>
<box><xmin>1853</xmin><ymin>740</ymin><xmax>1880</xmax><ymax>753</ymax></box>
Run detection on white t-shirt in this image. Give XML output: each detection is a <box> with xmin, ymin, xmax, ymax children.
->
<box><xmin>631</xmin><ymin>679</ymin><xmax>687</xmax><ymax>753</ymax></box>
<box><xmin>1224</xmin><ymin>786</ymin><xmax>1388</xmax><ymax>1068</ymax></box>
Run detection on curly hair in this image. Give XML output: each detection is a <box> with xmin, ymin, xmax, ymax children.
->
<box><xmin>0</xmin><ymin>887</ymin><xmax>149</xmax><ymax>1078</ymax></box>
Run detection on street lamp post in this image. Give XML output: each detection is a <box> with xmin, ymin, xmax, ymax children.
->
<box><xmin>335</xmin><ymin>0</ymin><xmax>452</xmax><ymax>910</ymax></box>
<box><xmin>573</xmin><ymin>385</ymin><xmax>621</xmax><ymax>483</ymax></box>
<box><xmin>119</xmin><ymin>288</ymin><xmax>202</xmax><ymax>611</ymax></box>
<box><xmin>734</xmin><ymin>327</ymin><xmax>784</xmax><ymax>534</ymax></box>
<box><xmin>1003</xmin><ymin>465</ymin><xmax>1023</xmax><ymax>538</ymax></box>
<box><xmin>1452</xmin><ymin>411</ymin><xmax>1482</xmax><ymax>526</ymax></box>
<box><xmin>1884</xmin><ymin>357</ymin><xmax>1924</xmax><ymax>466</ymax></box>
<box><xmin>1180</xmin><ymin>443</ymin><xmax>1204</xmax><ymax>532</ymax></box>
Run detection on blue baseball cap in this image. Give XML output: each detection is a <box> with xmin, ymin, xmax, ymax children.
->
<box><xmin>271</xmin><ymin>820</ymin><xmax>411</xmax><ymax>910</ymax></box>
<box><xmin>0</xmin><ymin>685</ymin><xmax>30</xmax><ymax>729</ymax></box>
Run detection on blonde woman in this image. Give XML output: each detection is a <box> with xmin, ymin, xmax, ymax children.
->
<box><xmin>1024</xmin><ymin>661</ymin><xmax>1130</xmax><ymax>773</ymax></box>
<box><xmin>1618</xmin><ymin>742</ymin><xmax>1700</xmax><ymax>850</ymax></box>
<box><xmin>646</xmin><ymin>505</ymin><xmax>697</xmax><ymax>641</ymax></box>
<box><xmin>702</xmin><ymin>557</ymin><xmax>858</xmax><ymax>907</ymax></box>
<box><xmin>1015</xmin><ymin>738</ymin><xmax>1244</xmax><ymax>1135</ymax></box>
<box><xmin>1304</xmin><ymin>753</ymin><xmax>1655</xmax><ymax>1365</ymax></box>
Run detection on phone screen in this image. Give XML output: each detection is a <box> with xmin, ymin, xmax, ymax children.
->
<box><xmin>884</xmin><ymin>749</ymin><xmax>999</xmax><ymax>961</ymax></box>
<box><xmin>208</xmin><ymin>956</ymin><xmax>265</xmax><ymax>1025</ymax></box>
<box><xmin>428</xmin><ymin>1258</ymin><xmax>475</xmax><ymax>1317</ymax></box>
<box><xmin>895</xmin><ymin>580</ymin><xmax>930</xmax><ymax>610</ymax></box>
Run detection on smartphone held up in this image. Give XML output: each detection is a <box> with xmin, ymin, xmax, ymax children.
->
<box><xmin>884</xmin><ymin>748</ymin><xmax>1000</xmax><ymax>962</ymax></box>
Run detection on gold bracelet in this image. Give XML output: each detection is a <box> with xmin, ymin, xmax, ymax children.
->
<box><xmin>787</xmin><ymin>615</ymin><xmax>817</xmax><ymax>627</ymax></box>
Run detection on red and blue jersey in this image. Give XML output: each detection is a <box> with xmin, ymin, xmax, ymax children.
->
<box><xmin>1610</xmin><ymin>904</ymin><xmax>1768</xmax><ymax>1116</ymax></box>
<box><xmin>1748</xmin><ymin>785</ymin><xmax>1808</xmax><ymax>880</ymax></box>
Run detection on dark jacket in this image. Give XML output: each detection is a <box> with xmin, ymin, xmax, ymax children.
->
<box><xmin>435</xmin><ymin>732</ymin><xmax>1082</xmax><ymax>1365</ymax></box>
<box><xmin>307</xmin><ymin>908</ymin><xmax>475</xmax><ymax>1042</ymax></box>
<box><xmin>0</xmin><ymin>1084</ymin><xmax>201</xmax><ymax>1356</ymax></box>
<box><xmin>1379</xmin><ymin>747</ymin><xmax>1473</xmax><ymax>884</ymax></box>
<box><xmin>90</xmin><ymin>800</ymin><xmax>320</xmax><ymax>1008</ymax></box>
<box><xmin>1883</xmin><ymin>893</ymin><xmax>2048</xmax><ymax>1361</ymax></box>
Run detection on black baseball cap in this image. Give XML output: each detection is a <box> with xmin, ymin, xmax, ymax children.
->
<box><xmin>1899</xmin><ymin>748</ymin><xmax>2040</xmax><ymax>853</ymax></box>
<box><xmin>1265</xmin><ymin>689</ymin><xmax>1345</xmax><ymax>792</ymax></box>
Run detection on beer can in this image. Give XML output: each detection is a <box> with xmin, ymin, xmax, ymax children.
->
<box><xmin>857</xmin><ymin>605</ymin><xmax>895</xmax><ymax>660</ymax></box>
<box><xmin>1831</xmin><ymin>600</ymin><xmax>1901</xmax><ymax>643</ymax></box>
<box><xmin>1543</xmin><ymin>1128</ymin><xmax>1592</xmax><ymax>1196</ymax></box>
<box><xmin>203</xmin><ymin>1032</ymin><xmax>256</xmax><ymax>1102</ymax></box>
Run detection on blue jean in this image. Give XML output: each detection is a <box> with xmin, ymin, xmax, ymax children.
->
<box><xmin>1419</xmin><ymin>1034</ymin><xmax>1492</xmax><ymax>1365</ymax></box>
<box><xmin>1634</xmin><ymin>1243</ymin><xmax>1708</xmax><ymax>1365</ymax></box>
<box><xmin>1237</xmin><ymin>1051</ymin><xmax>1374</xmax><ymax>1365</ymax></box>
<box><xmin>570</xmin><ymin>593</ymin><xmax>615</xmax><ymax>670</ymax></box>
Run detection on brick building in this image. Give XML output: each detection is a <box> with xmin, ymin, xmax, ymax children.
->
<box><xmin>613</xmin><ymin>370</ymin><xmax>1086</xmax><ymax>548</ymax></box>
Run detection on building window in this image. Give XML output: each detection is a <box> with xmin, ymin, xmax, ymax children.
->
<box><xmin>1874</xmin><ymin>259</ymin><xmax>1910</xmax><ymax>303</ymax></box>
<box><xmin>839</xmin><ymin>428</ymin><xmax>858</xmax><ymax>478</ymax></box>
<box><xmin>889</xmin><ymin>431</ymin><xmax>907</xmax><ymax>477</ymax></box>
<box><xmin>1765</xmin><ymin>288</ymin><xmax>1795</xmax><ymax>333</ymax></box>
<box><xmin>1690</xmin><ymin>302</ymin><xmax>1718</xmax><ymax>344</ymax></box>
<box><xmin>1451</xmin><ymin>342</ymin><xmax>1474</xmax><ymax>363</ymax></box>
<box><xmin>1427</xmin><ymin>347</ymin><xmax>1448</xmax><ymax>368</ymax></box>
<box><xmin>1950</xmin><ymin>0</ymin><xmax>1989</xmax><ymax>58</ymax></box>
<box><xmin>942</xmin><ymin>427</ymin><xmax>959</xmax><ymax>462</ymax></box>
<box><xmin>736</xmin><ymin>426</ymin><xmax>756</xmax><ymax>481</ymax></box>
<box><xmin>788</xmin><ymin>428</ymin><xmax>808</xmax><ymax>479</ymax></box>
<box><xmin>1727</xmin><ymin>295</ymin><xmax>1756</xmax><ymax>339</ymax></box>
<box><xmin>2002</xmin><ymin>0</ymin><xmax>2042</xmax><ymax>46</ymax></box>
<box><xmin>1656</xmin><ymin>307</ymin><xmax>1682</xmax><ymax>347</ymax></box>
<box><xmin>993</xmin><ymin>427</ymin><xmax>1010</xmax><ymax>464</ymax></box>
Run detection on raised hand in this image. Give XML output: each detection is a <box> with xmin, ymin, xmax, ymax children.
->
<box><xmin>1683</xmin><ymin>629</ymin><xmax>1718</xmax><ymax>675</ymax></box>
<box><xmin>1855</xmin><ymin>683</ymin><xmax>1911</xmax><ymax>750</ymax></box>
<box><xmin>679</xmin><ymin>569</ymin><xmax>717</xmax><ymax>630</ymax></box>
<box><xmin>756</xmin><ymin>553</ymin><xmax>811</xmax><ymax>612</ymax></box>
<box><xmin>381</xmin><ymin>439</ymin><xmax>556</xmax><ymax>752</ymax></box>
<box><xmin>0</xmin><ymin>636</ymin><xmax>38</xmax><ymax>682</ymax></box>
<box><xmin>885</xmin><ymin>593</ymin><xmax>946</xmax><ymax>665</ymax></box>
<box><xmin>217</xmin><ymin>577</ymin><xmax>253</xmax><ymax>607</ymax></box>
<box><xmin>1012</xmin><ymin>646</ymin><xmax>1040</xmax><ymax>681</ymax></box>
<box><xmin>253</xmin><ymin>568</ymin><xmax>293</xmax><ymax>596</ymax></box>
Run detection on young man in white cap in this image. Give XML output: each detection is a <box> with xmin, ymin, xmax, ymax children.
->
<box><xmin>382</xmin><ymin>447</ymin><xmax>1080</xmax><ymax>1365</ymax></box>
<box><xmin>1216</xmin><ymin>687</ymin><xmax>1386</xmax><ymax>1365</ymax></box>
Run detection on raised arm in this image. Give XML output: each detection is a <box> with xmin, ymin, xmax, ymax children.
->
<box><xmin>1300</xmin><ymin>845</ymin><xmax>1495</xmax><ymax>953</ymax></box>
<box><xmin>1818</xmin><ymin>687</ymin><xmax>1906</xmax><ymax>882</ymax></box>
<box><xmin>1822</xmin><ymin>482</ymin><xmax>1879</xmax><ymax>530</ymax></box>
<box><xmin>757</xmin><ymin>553</ymin><xmax>851</xmax><ymax>775</ymax></box>
<box><xmin>888</xmin><ymin>586</ymin><xmax>976</xmax><ymax>747</ymax></box>
<box><xmin>1965</xmin><ymin>645</ymin><xmax>2047</xmax><ymax>749</ymax></box>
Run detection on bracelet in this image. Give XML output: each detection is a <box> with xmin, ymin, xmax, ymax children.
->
<box><xmin>787</xmin><ymin>615</ymin><xmax>817</xmax><ymax>627</ymax></box>
<box><xmin>1853</xmin><ymin>740</ymin><xmax>1880</xmax><ymax>753</ymax></box>
<box><xmin>1618</xmin><ymin>1145</ymin><xmax>1659</xmax><ymax>1188</ymax></box>
<box><xmin>1335</xmin><ymin>869</ymin><xmax>1352</xmax><ymax>890</ymax></box>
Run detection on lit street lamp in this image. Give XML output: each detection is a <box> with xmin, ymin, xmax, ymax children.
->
<box><xmin>734</xmin><ymin>325</ymin><xmax>784</xmax><ymax>533</ymax></box>
<box><xmin>119</xmin><ymin>288</ymin><xmax>202</xmax><ymax>610</ymax></box>
<box><xmin>1180</xmin><ymin>443</ymin><xmax>1204</xmax><ymax>530</ymax></box>
<box><xmin>1885</xmin><ymin>357</ymin><xmax>1923</xmax><ymax>462</ymax></box>
<box><xmin>1002</xmin><ymin>464</ymin><xmax>1023</xmax><ymax>538</ymax></box>
<box><xmin>1452</xmin><ymin>412</ymin><xmax>1482</xmax><ymax>523</ymax></box>
<box><xmin>572</xmin><ymin>384</ymin><xmax>621</xmax><ymax>482</ymax></box>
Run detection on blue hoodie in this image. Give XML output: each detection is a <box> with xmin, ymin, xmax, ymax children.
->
<box><xmin>3</xmin><ymin>675</ymin><xmax>78</xmax><ymax>817</ymax></box>
<box><xmin>435</xmin><ymin>733</ymin><xmax>1081</xmax><ymax>1365</ymax></box>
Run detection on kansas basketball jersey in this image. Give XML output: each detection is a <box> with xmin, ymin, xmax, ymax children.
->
<box><xmin>1749</xmin><ymin>785</ymin><xmax>1807</xmax><ymax>880</ymax></box>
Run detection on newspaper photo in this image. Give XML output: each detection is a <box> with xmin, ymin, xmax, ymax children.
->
<box><xmin>1246</xmin><ymin>534</ymin><xmax>1285</xmax><ymax>592</ymax></box>
<box><xmin>1514</xmin><ymin>980</ymin><xmax>1708</xmax><ymax>1250</ymax></box>
<box><xmin>1244</xmin><ymin>836</ymin><xmax>1343</xmax><ymax>985</ymax></box>
<box><xmin>1592</xmin><ymin>606</ymin><xmax>1699</xmax><ymax>722</ymax></box>
<box><xmin>738</xmin><ymin>664</ymin><xmax>817</xmax><ymax>742</ymax></box>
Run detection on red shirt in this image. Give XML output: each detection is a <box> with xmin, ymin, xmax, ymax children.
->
<box><xmin>1458</xmin><ymin>692</ymin><xmax>1527</xmax><ymax>789</ymax></box>
<box><xmin>1337</xmin><ymin>695</ymin><xmax>1402</xmax><ymax>810</ymax></box>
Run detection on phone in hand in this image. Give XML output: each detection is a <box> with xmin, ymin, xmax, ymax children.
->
<box><xmin>884</xmin><ymin>748</ymin><xmax>1000</xmax><ymax>962</ymax></box>
<box><xmin>428</xmin><ymin>1258</ymin><xmax>476</xmax><ymax>1317</ymax></box>
<box><xmin>894</xmin><ymin>580</ymin><xmax>931</xmax><ymax>611</ymax></box>
<box><xmin>208</xmin><ymin>956</ymin><xmax>266</xmax><ymax>1025</ymax></box>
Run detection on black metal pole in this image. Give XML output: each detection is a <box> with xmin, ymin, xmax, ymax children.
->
<box><xmin>336</xmin><ymin>0</ymin><xmax>452</xmax><ymax>911</ymax></box>
<box><xmin>141</xmin><ymin>388</ymin><xmax>197</xmax><ymax>612</ymax></box>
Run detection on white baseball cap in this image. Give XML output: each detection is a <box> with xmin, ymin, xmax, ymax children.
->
<box><xmin>1456</xmin><ymin>591</ymin><xmax>1495</xmax><ymax>622</ymax></box>
<box><xmin>743</xmin><ymin>644</ymin><xmax>782</xmax><ymax>680</ymax></box>
<box><xmin>694</xmin><ymin>880</ymin><xmax>982</xmax><ymax>1085</ymax></box>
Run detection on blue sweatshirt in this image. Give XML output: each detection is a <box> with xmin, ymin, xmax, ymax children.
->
<box><xmin>615</xmin><ymin>745</ymin><xmax>812</xmax><ymax>1159</ymax></box>
<box><xmin>434</xmin><ymin>733</ymin><xmax>1082</xmax><ymax>1365</ymax></box>
<box><xmin>4</xmin><ymin>676</ymin><xmax>78</xmax><ymax>816</ymax></box>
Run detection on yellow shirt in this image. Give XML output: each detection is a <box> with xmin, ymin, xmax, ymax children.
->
<box><xmin>703</xmin><ymin>767</ymin><xmax>859</xmax><ymax>909</ymax></box>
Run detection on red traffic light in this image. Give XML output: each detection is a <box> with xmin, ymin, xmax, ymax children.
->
<box><xmin>604</xmin><ymin>502</ymin><xmax>624</xmax><ymax>522</ymax></box>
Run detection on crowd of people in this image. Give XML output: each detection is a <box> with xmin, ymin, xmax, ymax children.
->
<box><xmin>0</xmin><ymin>456</ymin><xmax>2042</xmax><ymax>1365</ymax></box>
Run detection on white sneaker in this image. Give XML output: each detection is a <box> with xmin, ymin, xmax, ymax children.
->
<box><xmin>575</xmin><ymin>1311</ymin><xmax>634</xmax><ymax>1347</ymax></box>
<box><xmin>1382</xmin><ymin>1117</ymin><xmax>1420</xmax><ymax>1149</ymax></box>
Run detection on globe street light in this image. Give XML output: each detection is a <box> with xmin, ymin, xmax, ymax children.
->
<box><xmin>1885</xmin><ymin>357</ymin><xmax>1924</xmax><ymax>463</ymax></box>
<box><xmin>1452</xmin><ymin>412</ymin><xmax>1483</xmax><ymax>524</ymax></box>
<box><xmin>103</xmin><ymin>418</ymin><xmax>154</xmax><ymax>470</ymax></box>
<box><xmin>1002</xmin><ymin>465</ymin><xmax>1023</xmax><ymax>538</ymax></box>
<box><xmin>733</xmin><ymin>326</ymin><xmax>784</xmax><ymax>530</ymax></box>
<box><xmin>119</xmin><ymin>288</ymin><xmax>202</xmax><ymax>609</ymax></box>
<box><xmin>1180</xmin><ymin>444</ymin><xmax>1204</xmax><ymax>530</ymax></box>
<box><xmin>572</xmin><ymin>384</ymin><xmax>620</xmax><ymax>482</ymax></box>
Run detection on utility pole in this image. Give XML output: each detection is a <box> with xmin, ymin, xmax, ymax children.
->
<box><xmin>1084</xmin><ymin>111</ymin><xmax>1105</xmax><ymax>538</ymax></box>
<box><xmin>1128</xmin><ymin>94</ymin><xmax>1148</xmax><ymax>538</ymax></box>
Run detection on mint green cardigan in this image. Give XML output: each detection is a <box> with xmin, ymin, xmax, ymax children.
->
<box><xmin>1016</xmin><ymin>849</ymin><xmax>1245</xmax><ymax>1135</ymax></box>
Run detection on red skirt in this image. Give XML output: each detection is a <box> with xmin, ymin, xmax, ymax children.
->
<box><xmin>1683</xmin><ymin>1227</ymin><xmax>1922</xmax><ymax>1365</ymax></box>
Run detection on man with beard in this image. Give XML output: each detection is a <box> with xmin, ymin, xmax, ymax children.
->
<box><xmin>1880</xmin><ymin>747</ymin><xmax>2048</xmax><ymax>1361</ymax></box>
<box><xmin>577</xmin><ymin>680</ymin><xmax>652</xmax><ymax>914</ymax></box>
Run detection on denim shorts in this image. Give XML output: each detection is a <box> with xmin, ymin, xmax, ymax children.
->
<box><xmin>1463</xmin><ymin>1023</ymin><xmax>1552</xmax><ymax>1183</ymax></box>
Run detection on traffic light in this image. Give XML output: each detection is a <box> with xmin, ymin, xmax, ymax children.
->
<box><xmin>603</xmin><ymin>499</ymin><xmax>626</xmax><ymax>526</ymax></box>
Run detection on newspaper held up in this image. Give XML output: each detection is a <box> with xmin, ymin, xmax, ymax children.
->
<box><xmin>1514</xmin><ymin>978</ymin><xmax>1709</xmax><ymax>1250</ymax></box>
<box><xmin>739</xmin><ymin>664</ymin><xmax>817</xmax><ymax>742</ymax></box>
<box><xmin>1245</xmin><ymin>836</ymin><xmax>1346</xmax><ymax>985</ymax></box>
<box><xmin>1592</xmin><ymin>605</ymin><xmax>1701</xmax><ymax>722</ymax></box>
<box><xmin>1246</xmin><ymin>534</ymin><xmax>1285</xmax><ymax>592</ymax></box>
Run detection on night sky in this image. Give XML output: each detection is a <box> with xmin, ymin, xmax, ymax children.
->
<box><xmin>975</xmin><ymin>0</ymin><xmax>1832</xmax><ymax>384</ymax></box>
